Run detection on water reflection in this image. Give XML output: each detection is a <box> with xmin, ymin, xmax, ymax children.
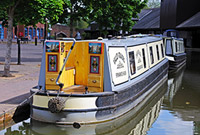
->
<box><xmin>148</xmin><ymin>49</ymin><xmax>200</xmax><ymax>135</ymax></box>
<box><xmin>163</xmin><ymin>64</ymin><xmax>186</xmax><ymax>109</ymax></box>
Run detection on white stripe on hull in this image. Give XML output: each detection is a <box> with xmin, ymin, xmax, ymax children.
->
<box><xmin>33</xmin><ymin>96</ymin><xmax>98</xmax><ymax>109</ymax></box>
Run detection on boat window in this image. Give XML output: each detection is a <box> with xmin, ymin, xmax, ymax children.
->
<box><xmin>156</xmin><ymin>45</ymin><xmax>160</xmax><ymax>60</ymax></box>
<box><xmin>166</xmin><ymin>39</ymin><xmax>173</xmax><ymax>55</ymax></box>
<box><xmin>142</xmin><ymin>49</ymin><xmax>146</xmax><ymax>68</ymax></box>
<box><xmin>129</xmin><ymin>51</ymin><xmax>136</xmax><ymax>75</ymax></box>
<box><xmin>181</xmin><ymin>42</ymin><xmax>184</xmax><ymax>52</ymax></box>
<box><xmin>175</xmin><ymin>42</ymin><xmax>178</xmax><ymax>52</ymax></box>
<box><xmin>180</xmin><ymin>43</ymin><xmax>182</xmax><ymax>52</ymax></box>
<box><xmin>178</xmin><ymin>42</ymin><xmax>181</xmax><ymax>52</ymax></box>
<box><xmin>149</xmin><ymin>46</ymin><xmax>154</xmax><ymax>64</ymax></box>
<box><xmin>161</xmin><ymin>43</ymin><xmax>164</xmax><ymax>58</ymax></box>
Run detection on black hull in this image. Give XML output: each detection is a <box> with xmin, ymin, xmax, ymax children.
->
<box><xmin>169</xmin><ymin>53</ymin><xmax>186</xmax><ymax>70</ymax></box>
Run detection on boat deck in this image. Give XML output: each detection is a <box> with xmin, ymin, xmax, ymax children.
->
<box><xmin>63</xmin><ymin>85</ymin><xmax>86</xmax><ymax>94</ymax></box>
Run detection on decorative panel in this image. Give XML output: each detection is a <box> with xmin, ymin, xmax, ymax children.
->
<box><xmin>89</xmin><ymin>43</ymin><xmax>102</xmax><ymax>54</ymax></box>
<box><xmin>108</xmin><ymin>47</ymin><xmax>128</xmax><ymax>85</ymax></box>
<box><xmin>48</xmin><ymin>55</ymin><xmax>58</xmax><ymax>72</ymax></box>
<box><xmin>46</xmin><ymin>41</ymin><xmax>59</xmax><ymax>52</ymax></box>
<box><xmin>90</xmin><ymin>56</ymin><xmax>100</xmax><ymax>74</ymax></box>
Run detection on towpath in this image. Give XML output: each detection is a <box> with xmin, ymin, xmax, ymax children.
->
<box><xmin>0</xmin><ymin>42</ymin><xmax>43</xmax><ymax>125</ymax></box>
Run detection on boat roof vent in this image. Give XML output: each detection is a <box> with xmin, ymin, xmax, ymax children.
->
<box><xmin>98</xmin><ymin>37</ymin><xmax>103</xmax><ymax>40</ymax></box>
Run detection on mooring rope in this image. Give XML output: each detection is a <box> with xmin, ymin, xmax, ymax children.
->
<box><xmin>19</xmin><ymin>87</ymin><xmax>42</xmax><ymax>106</ymax></box>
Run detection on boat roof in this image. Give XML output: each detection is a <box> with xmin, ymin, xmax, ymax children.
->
<box><xmin>84</xmin><ymin>36</ymin><xmax>162</xmax><ymax>47</ymax></box>
<box><xmin>57</xmin><ymin>35</ymin><xmax>162</xmax><ymax>47</ymax></box>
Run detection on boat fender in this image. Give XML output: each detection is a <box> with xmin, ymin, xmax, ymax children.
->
<box><xmin>48</xmin><ymin>97</ymin><xmax>66</xmax><ymax>113</ymax></box>
<box><xmin>73</xmin><ymin>122</ymin><xmax>81</xmax><ymax>129</ymax></box>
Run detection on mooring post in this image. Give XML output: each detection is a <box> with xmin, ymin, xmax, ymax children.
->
<box><xmin>17</xmin><ymin>38</ymin><xmax>21</xmax><ymax>65</ymax></box>
<box><xmin>35</xmin><ymin>38</ymin><xmax>37</xmax><ymax>46</ymax></box>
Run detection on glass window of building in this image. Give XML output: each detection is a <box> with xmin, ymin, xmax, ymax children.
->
<box><xmin>40</xmin><ymin>28</ymin><xmax>43</xmax><ymax>37</ymax></box>
<box><xmin>29</xmin><ymin>27</ymin><xmax>32</xmax><ymax>39</ymax></box>
<box><xmin>33</xmin><ymin>28</ymin><xmax>36</xmax><ymax>38</ymax></box>
<box><xmin>0</xmin><ymin>24</ymin><xmax>4</xmax><ymax>39</ymax></box>
<box><xmin>25</xmin><ymin>27</ymin><xmax>28</xmax><ymax>37</ymax></box>
<box><xmin>37</xmin><ymin>28</ymin><xmax>40</xmax><ymax>39</ymax></box>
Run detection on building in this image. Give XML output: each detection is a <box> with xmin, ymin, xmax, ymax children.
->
<box><xmin>0</xmin><ymin>22</ymin><xmax>77</xmax><ymax>41</ymax></box>
<box><xmin>17</xmin><ymin>23</ymin><xmax>45</xmax><ymax>40</ymax></box>
<box><xmin>50</xmin><ymin>23</ymin><xmax>76</xmax><ymax>39</ymax></box>
<box><xmin>132</xmin><ymin>0</ymin><xmax>200</xmax><ymax>48</ymax></box>
<box><xmin>0</xmin><ymin>22</ymin><xmax>45</xmax><ymax>40</ymax></box>
<box><xmin>132</xmin><ymin>8</ymin><xmax>161</xmax><ymax>35</ymax></box>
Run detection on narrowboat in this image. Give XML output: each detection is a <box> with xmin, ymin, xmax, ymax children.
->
<box><xmin>30</xmin><ymin>36</ymin><xmax>168</xmax><ymax>125</ymax></box>
<box><xmin>163</xmin><ymin>37</ymin><xmax>186</xmax><ymax>70</ymax></box>
<box><xmin>163</xmin><ymin>30</ymin><xmax>186</xmax><ymax>70</ymax></box>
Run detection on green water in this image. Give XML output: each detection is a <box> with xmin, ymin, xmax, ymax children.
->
<box><xmin>0</xmin><ymin>49</ymin><xmax>200</xmax><ymax>135</ymax></box>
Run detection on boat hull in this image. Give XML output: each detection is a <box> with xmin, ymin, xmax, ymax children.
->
<box><xmin>30</xmin><ymin>59</ymin><xmax>168</xmax><ymax>124</ymax></box>
<box><xmin>167</xmin><ymin>53</ymin><xmax>186</xmax><ymax>70</ymax></box>
<box><xmin>30</xmin><ymin>79</ymin><xmax>168</xmax><ymax>135</ymax></box>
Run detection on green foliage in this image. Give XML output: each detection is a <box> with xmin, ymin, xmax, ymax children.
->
<box><xmin>0</xmin><ymin>0</ymin><xmax>64</xmax><ymax>27</ymax></box>
<box><xmin>58</xmin><ymin>0</ymin><xmax>91</xmax><ymax>37</ymax></box>
<box><xmin>74</xmin><ymin>20</ymin><xmax>89</xmax><ymax>29</ymax></box>
<box><xmin>89</xmin><ymin>0</ymin><xmax>147</xmax><ymax>36</ymax></box>
<box><xmin>0</xmin><ymin>0</ymin><xmax>64</xmax><ymax>76</ymax></box>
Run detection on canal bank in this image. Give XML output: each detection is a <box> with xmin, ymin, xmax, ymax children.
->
<box><xmin>0</xmin><ymin>43</ymin><xmax>42</xmax><ymax>130</ymax></box>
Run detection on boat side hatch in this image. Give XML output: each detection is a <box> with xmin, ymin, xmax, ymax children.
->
<box><xmin>87</xmin><ymin>42</ymin><xmax>104</xmax><ymax>92</ymax></box>
<box><xmin>45</xmin><ymin>41</ymin><xmax>75</xmax><ymax>90</ymax></box>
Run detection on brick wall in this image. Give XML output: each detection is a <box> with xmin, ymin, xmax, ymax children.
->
<box><xmin>18</xmin><ymin>23</ymin><xmax>45</xmax><ymax>39</ymax></box>
<box><xmin>0</xmin><ymin>22</ymin><xmax>77</xmax><ymax>40</ymax></box>
<box><xmin>51</xmin><ymin>24</ymin><xmax>76</xmax><ymax>38</ymax></box>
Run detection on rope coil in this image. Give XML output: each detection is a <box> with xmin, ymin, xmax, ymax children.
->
<box><xmin>48</xmin><ymin>97</ymin><xmax>66</xmax><ymax>113</ymax></box>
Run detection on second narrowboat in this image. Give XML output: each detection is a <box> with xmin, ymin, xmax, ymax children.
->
<box><xmin>163</xmin><ymin>37</ymin><xmax>186</xmax><ymax>70</ymax></box>
<box><xmin>163</xmin><ymin>29</ymin><xmax>186</xmax><ymax>70</ymax></box>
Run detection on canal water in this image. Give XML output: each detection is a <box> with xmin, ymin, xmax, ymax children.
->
<box><xmin>0</xmin><ymin>49</ymin><xmax>200</xmax><ymax>135</ymax></box>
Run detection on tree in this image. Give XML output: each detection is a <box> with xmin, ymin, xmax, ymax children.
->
<box><xmin>0</xmin><ymin>0</ymin><xmax>64</xmax><ymax>77</ymax></box>
<box><xmin>58</xmin><ymin>0</ymin><xmax>91</xmax><ymax>37</ymax></box>
<box><xmin>89</xmin><ymin>0</ymin><xmax>147</xmax><ymax>37</ymax></box>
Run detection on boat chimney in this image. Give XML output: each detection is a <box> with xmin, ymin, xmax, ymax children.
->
<box><xmin>108</xmin><ymin>35</ymin><xmax>112</xmax><ymax>40</ymax></box>
<box><xmin>97</xmin><ymin>37</ymin><xmax>103</xmax><ymax>40</ymax></box>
